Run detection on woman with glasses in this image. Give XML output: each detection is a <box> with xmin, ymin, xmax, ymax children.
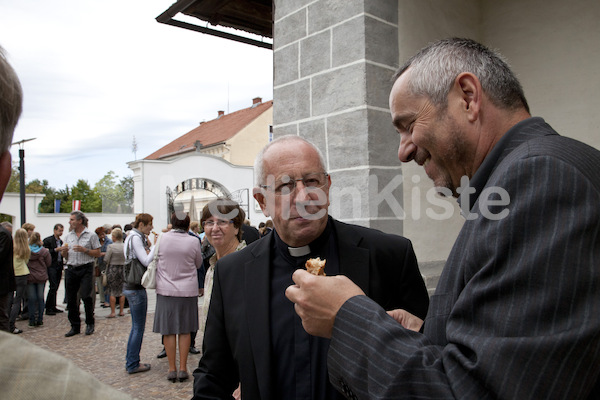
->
<box><xmin>198</xmin><ymin>198</ymin><xmax>247</xmax><ymax>345</ymax></box>
<box><xmin>153</xmin><ymin>211</ymin><xmax>203</xmax><ymax>383</ymax></box>
<box><xmin>198</xmin><ymin>198</ymin><xmax>247</xmax><ymax>399</ymax></box>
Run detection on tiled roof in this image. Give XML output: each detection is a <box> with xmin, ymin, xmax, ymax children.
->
<box><xmin>144</xmin><ymin>100</ymin><xmax>273</xmax><ymax>160</ymax></box>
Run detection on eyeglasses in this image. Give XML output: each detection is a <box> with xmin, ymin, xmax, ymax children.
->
<box><xmin>259</xmin><ymin>172</ymin><xmax>329</xmax><ymax>196</ymax></box>
<box><xmin>202</xmin><ymin>219</ymin><xmax>234</xmax><ymax>228</ymax></box>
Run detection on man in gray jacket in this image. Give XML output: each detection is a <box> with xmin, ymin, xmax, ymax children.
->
<box><xmin>287</xmin><ymin>38</ymin><xmax>600</xmax><ymax>399</ymax></box>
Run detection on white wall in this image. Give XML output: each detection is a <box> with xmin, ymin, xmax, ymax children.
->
<box><xmin>128</xmin><ymin>152</ymin><xmax>267</xmax><ymax>230</ymax></box>
<box><xmin>0</xmin><ymin>192</ymin><xmax>135</xmax><ymax>238</ymax></box>
<box><xmin>397</xmin><ymin>0</ymin><xmax>600</xmax><ymax>263</ymax></box>
<box><xmin>481</xmin><ymin>0</ymin><xmax>600</xmax><ymax>151</ymax></box>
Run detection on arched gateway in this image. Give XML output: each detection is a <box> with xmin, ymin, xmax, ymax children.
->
<box><xmin>166</xmin><ymin>177</ymin><xmax>250</xmax><ymax>224</ymax></box>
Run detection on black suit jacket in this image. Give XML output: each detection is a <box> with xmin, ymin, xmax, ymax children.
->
<box><xmin>193</xmin><ymin>218</ymin><xmax>429</xmax><ymax>400</ymax></box>
<box><xmin>241</xmin><ymin>225</ymin><xmax>260</xmax><ymax>244</ymax></box>
<box><xmin>42</xmin><ymin>235</ymin><xmax>62</xmax><ymax>269</ymax></box>
<box><xmin>328</xmin><ymin>118</ymin><xmax>600</xmax><ymax>399</ymax></box>
<box><xmin>0</xmin><ymin>226</ymin><xmax>15</xmax><ymax>296</ymax></box>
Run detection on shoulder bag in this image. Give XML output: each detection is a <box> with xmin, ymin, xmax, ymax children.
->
<box><xmin>141</xmin><ymin>234</ymin><xmax>161</xmax><ymax>289</ymax></box>
<box><xmin>124</xmin><ymin>234</ymin><xmax>147</xmax><ymax>286</ymax></box>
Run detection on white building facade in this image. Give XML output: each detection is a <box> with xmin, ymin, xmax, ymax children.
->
<box><xmin>128</xmin><ymin>152</ymin><xmax>266</xmax><ymax>231</ymax></box>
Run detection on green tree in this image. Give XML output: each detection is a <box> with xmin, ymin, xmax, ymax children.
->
<box><xmin>94</xmin><ymin>171</ymin><xmax>120</xmax><ymax>213</ymax></box>
<box><xmin>118</xmin><ymin>175</ymin><xmax>134</xmax><ymax>213</ymax></box>
<box><xmin>71</xmin><ymin>179</ymin><xmax>102</xmax><ymax>213</ymax></box>
<box><xmin>93</xmin><ymin>171</ymin><xmax>134</xmax><ymax>213</ymax></box>
<box><xmin>6</xmin><ymin>164</ymin><xmax>21</xmax><ymax>193</ymax></box>
<box><xmin>26</xmin><ymin>179</ymin><xmax>47</xmax><ymax>194</ymax></box>
<box><xmin>6</xmin><ymin>169</ymin><xmax>134</xmax><ymax>214</ymax></box>
<box><xmin>56</xmin><ymin>186</ymin><xmax>71</xmax><ymax>213</ymax></box>
<box><xmin>26</xmin><ymin>179</ymin><xmax>58</xmax><ymax>213</ymax></box>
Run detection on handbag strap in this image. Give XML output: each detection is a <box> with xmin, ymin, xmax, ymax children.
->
<box><xmin>152</xmin><ymin>234</ymin><xmax>161</xmax><ymax>262</ymax></box>
<box><xmin>126</xmin><ymin>233</ymin><xmax>145</xmax><ymax>260</ymax></box>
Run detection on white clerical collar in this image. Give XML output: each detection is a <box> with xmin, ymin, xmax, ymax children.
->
<box><xmin>288</xmin><ymin>245</ymin><xmax>311</xmax><ymax>257</ymax></box>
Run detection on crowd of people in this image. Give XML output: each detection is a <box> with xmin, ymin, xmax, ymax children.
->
<box><xmin>2</xmin><ymin>35</ymin><xmax>600</xmax><ymax>400</ymax></box>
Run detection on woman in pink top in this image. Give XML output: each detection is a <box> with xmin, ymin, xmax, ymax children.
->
<box><xmin>153</xmin><ymin>211</ymin><xmax>202</xmax><ymax>383</ymax></box>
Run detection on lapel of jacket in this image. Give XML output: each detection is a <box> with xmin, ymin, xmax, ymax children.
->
<box><xmin>244</xmin><ymin>236</ymin><xmax>273</xmax><ymax>400</ymax></box>
<box><xmin>333</xmin><ymin>220</ymin><xmax>370</xmax><ymax>296</ymax></box>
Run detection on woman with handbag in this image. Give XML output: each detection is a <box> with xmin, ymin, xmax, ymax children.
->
<box><xmin>152</xmin><ymin>211</ymin><xmax>202</xmax><ymax>382</ymax></box>
<box><xmin>103</xmin><ymin>228</ymin><xmax>126</xmax><ymax>318</ymax></box>
<box><xmin>122</xmin><ymin>213</ymin><xmax>157</xmax><ymax>375</ymax></box>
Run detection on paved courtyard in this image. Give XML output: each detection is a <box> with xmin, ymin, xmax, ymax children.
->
<box><xmin>14</xmin><ymin>282</ymin><xmax>204</xmax><ymax>400</ymax></box>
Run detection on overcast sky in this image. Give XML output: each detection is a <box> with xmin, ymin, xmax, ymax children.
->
<box><xmin>0</xmin><ymin>0</ymin><xmax>273</xmax><ymax>190</ymax></box>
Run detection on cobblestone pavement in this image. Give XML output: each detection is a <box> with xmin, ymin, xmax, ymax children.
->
<box><xmin>15</xmin><ymin>284</ymin><xmax>203</xmax><ymax>400</ymax></box>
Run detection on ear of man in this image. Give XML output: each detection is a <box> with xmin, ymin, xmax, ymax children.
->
<box><xmin>454</xmin><ymin>72</ymin><xmax>482</xmax><ymax>123</ymax></box>
<box><xmin>252</xmin><ymin>187</ymin><xmax>270</xmax><ymax>217</ymax></box>
<box><xmin>0</xmin><ymin>151</ymin><xmax>12</xmax><ymax>201</ymax></box>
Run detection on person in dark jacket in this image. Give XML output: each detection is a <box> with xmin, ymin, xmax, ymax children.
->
<box><xmin>0</xmin><ymin>222</ymin><xmax>15</xmax><ymax>332</ymax></box>
<box><xmin>43</xmin><ymin>224</ymin><xmax>66</xmax><ymax>315</ymax></box>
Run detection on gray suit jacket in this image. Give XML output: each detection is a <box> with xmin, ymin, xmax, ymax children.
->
<box><xmin>193</xmin><ymin>218</ymin><xmax>429</xmax><ymax>400</ymax></box>
<box><xmin>328</xmin><ymin>118</ymin><xmax>600</xmax><ymax>399</ymax></box>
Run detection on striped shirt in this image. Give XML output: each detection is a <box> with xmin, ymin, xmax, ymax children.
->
<box><xmin>64</xmin><ymin>227</ymin><xmax>100</xmax><ymax>267</ymax></box>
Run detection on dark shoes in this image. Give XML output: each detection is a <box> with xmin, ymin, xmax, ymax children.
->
<box><xmin>54</xmin><ymin>308</ymin><xmax>64</xmax><ymax>313</ymax></box>
<box><xmin>65</xmin><ymin>328</ymin><xmax>80</xmax><ymax>337</ymax></box>
<box><xmin>46</xmin><ymin>310</ymin><xmax>56</xmax><ymax>316</ymax></box>
<box><xmin>167</xmin><ymin>370</ymin><xmax>188</xmax><ymax>382</ymax></box>
<box><xmin>128</xmin><ymin>363</ymin><xmax>151</xmax><ymax>374</ymax></box>
<box><xmin>189</xmin><ymin>346</ymin><xmax>200</xmax><ymax>354</ymax></box>
<box><xmin>157</xmin><ymin>348</ymin><xmax>167</xmax><ymax>359</ymax></box>
<box><xmin>178</xmin><ymin>370</ymin><xmax>189</xmax><ymax>382</ymax></box>
<box><xmin>12</xmin><ymin>328</ymin><xmax>23</xmax><ymax>334</ymax></box>
<box><xmin>66</xmin><ymin>324</ymin><xmax>93</xmax><ymax>336</ymax></box>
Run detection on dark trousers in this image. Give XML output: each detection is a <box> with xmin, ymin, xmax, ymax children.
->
<box><xmin>45</xmin><ymin>265</ymin><xmax>63</xmax><ymax>311</ymax></box>
<box><xmin>0</xmin><ymin>292</ymin><xmax>11</xmax><ymax>332</ymax></box>
<box><xmin>65</xmin><ymin>263</ymin><xmax>95</xmax><ymax>330</ymax></box>
<box><xmin>9</xmin><ymin>276</ymin><xmax>28</xmax><ymax>330</ymax></box>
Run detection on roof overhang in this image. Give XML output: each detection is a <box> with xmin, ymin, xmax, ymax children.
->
<box><xmin>156</xmin><ymin>0</ymin><xmax>273</xmax><ymax>50</ymax></box>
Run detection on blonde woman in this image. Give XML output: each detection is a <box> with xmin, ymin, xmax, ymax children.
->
<box><xmin>9</xmin><ymin>228</ymin><xmax>30</xmax><ymax>334</ymax></box>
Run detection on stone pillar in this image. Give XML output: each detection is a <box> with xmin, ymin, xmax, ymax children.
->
<box><xmin>273</xmin><ymin>0</ymin><xmax>404</xmax><ymax>234</ymax></box>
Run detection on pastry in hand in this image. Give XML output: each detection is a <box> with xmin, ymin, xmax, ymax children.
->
<box><xmin>305</xmin><ymin>257</ymin><xmax>326</xmax><ymax>276</ymax></box>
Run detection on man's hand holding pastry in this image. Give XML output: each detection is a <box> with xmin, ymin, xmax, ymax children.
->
<box><xmin>285</xmin><ymin>269</ymin><xmax>365</xmax><ymax>338</ymax></box>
